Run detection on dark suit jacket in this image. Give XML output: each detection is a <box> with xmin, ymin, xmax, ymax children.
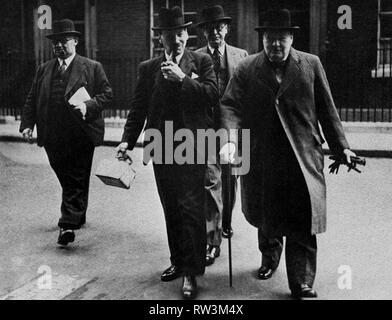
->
<box><xmin>220</xmin><ymin>48</ymin><xmax>350</xmax><ymax>235</ymax></box>
<box><xmin>20</xmin><ymin>54</ymin><xmax>113</xmax><ymax>147</ymax></box>
<box><xmin>121</xmin><ymin>49</ymin><xmax>219</xmax><ymax>150</ymax></box>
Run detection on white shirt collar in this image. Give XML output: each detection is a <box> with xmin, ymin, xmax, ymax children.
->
<box><xmin>58</xmin><ymin>52</ymin><xmax>76</xmax><ymax>70</ymax></box>
<box><xmin>164</xmin><ymin>50</ymin><xmax>184</xmax><ymax>64</ymax></box>
<box><xmin>208</xmin><ymin>43</ymin><xmax>226</xmax><ymax>56</ymax></box>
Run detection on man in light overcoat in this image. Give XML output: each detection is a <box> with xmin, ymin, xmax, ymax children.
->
<box><xmin>195</xmin><ymin>5</ymin><xmax>248</xmax><ymax>266</ymax></box>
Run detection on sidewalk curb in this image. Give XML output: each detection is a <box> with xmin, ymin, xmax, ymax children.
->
<box><xmin>0</xmin><ymin>136</ymin><xmax>144</xmax><ymax>149</ymax></box>
<box><xmin>0</xmin><ymin>135</ymin><xmax>391</xmax><ymax>158</ymax></box>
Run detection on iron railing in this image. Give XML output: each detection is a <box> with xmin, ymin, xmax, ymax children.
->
<box><xmin>327</xmin><ymin>44</ymin><xmax>392</xmax><ymax>122</ymax></box>
<box><xmin>1</xmin><ymin>49</ymin><xmax>392</xmax><ymax>122</ymax></box>
<box><xmin>0</xmin><ymin>55</ymin><xmax>36</xmax><ymax>119</ymax></box>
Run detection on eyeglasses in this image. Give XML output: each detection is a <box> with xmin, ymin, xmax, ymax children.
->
<box><xmin>51</xmin><ymin>38</ymin><xmax>74</xmax><ymax>45</ymax></box>
<box><xmin>204</xmin><ymin>24</ymin><xmax>227</xmax><ymax>33</ymax></box>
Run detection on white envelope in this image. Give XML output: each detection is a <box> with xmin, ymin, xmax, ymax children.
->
<box><xmin>68</xmin><ymin>87</ymin><xmax>91</xmax><ymax>106</ymax></box>
<box><xmin>191</xmin><ymin>72</ymin><xmax>199</xmax><ymax>79</ymax></box>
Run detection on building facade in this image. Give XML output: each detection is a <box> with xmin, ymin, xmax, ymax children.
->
<box><xmin>1</xmin><ymin>0</ymin><xmax>391</xmax><ymax>121</ymax></box>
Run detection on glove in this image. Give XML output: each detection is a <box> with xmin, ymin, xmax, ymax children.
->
<box><xmin>328</xmin><ymin>154</ymin><xmax>366</xmax><ymax>174</ymax></box>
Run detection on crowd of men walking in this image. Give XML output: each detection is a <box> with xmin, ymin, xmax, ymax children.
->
<box><xmin>20</xmin><ymin>4</ymin><xmax>356</xmax><ymax>300</ymax></box>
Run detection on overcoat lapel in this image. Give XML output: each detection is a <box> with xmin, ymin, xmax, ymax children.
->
<box><xmin>179</xmin><ymin>49</ymin><xmax>195</xmax><ymax>76</ymax></box>
<box><xmin>65</xmin><ymin>54</ymin><xmax>86</xmax><ymax>98</ymax></box>
<box><xmin>255</xmin><ymin>52</ymin><xmax>279</xmax><ymax>94</ymax></box>
<box><xmin>40</xmin><ymin>59</ymin><xmax>56</xmax><ymax>110</ymax></box>
<box><xmin>277</xmin><ymin>48</ymin><xmax>301</xmax><ymax>97</ymax></box>
<box><xmin>226</xmin><ymin>45</ymin><xmax>238</xmax><ymax>79</ymax></box>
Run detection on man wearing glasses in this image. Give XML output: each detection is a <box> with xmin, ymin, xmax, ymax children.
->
<box><xmin>196</xmin><ymin>5</ymin><xmax>248</xmax><ymax>266</ymax></box>
<box><xmin>20</xmin><ymin>19</ymin><xmax>112</xmax><ymax>246</ymax></box>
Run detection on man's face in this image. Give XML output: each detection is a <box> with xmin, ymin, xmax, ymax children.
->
<box><xmin>263</xmin><ymin>30</ymin><xmax>293</xmax><ymax>62</ymax></box>
<box><xmin>160</xmin><ymin>28</ymin><xmax>189</xmax><ymax>56</ymax></box>
<box><xmin>203</xmin><ymin>22</ymin><xmax>228</xmax><ymax>49</ymax></box>
<box><xmin>51</xmin><ymin>36</ymin><xmax>78</xmax><ymax>59</ymax></box>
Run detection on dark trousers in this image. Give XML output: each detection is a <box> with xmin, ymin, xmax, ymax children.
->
<box><xmin>258</xmin><ymin>229</ymin><xmax>317</xmax><ymax>291</ymax></box>
<box><xmin>205</xmin><ymin>163</ymin><xmax>237</xmax><ymax>247</ymax></box>
<box><xmin>153</xmin><ymin>163</ymin><xmax>207</xmax><ymax>276</ymax></box>
<box><xmin>45</xmin><ymin>143</ymin><xmax>94</xmax><ymax>230</ymax></box>
<box><xmin>205</xmin><ymin>163</ymin><xmax>222</xmax><ymax>247</ymax></box>
<box><xmin>221</xmin><ymin>163</ymin><xmax>237</xmax><ymax>233</ymax></box>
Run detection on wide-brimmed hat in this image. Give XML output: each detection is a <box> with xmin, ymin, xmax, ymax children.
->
<box><xmin>46</xmin><ymin>19</ymin><xmax>81</xmax><ymax>39</ymax></box>
<box><xmin>196</xmin><ymin>5</ymin><xmax>232</xmax><ymax>28</ymax></box>
<box><xmin>255</xmin><ymin>9</ymin><xmax>300</xmax><ymax>32</ymax></box>
<box><xmin>152</xmin><ymin>6</ymin><xmax>192</xmax><ymax>30</ymax></box>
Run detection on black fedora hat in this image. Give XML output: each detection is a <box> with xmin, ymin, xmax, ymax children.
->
<box><xmin>46</xmin><ymin>19</ymin><xmax>81</xmax><ymax>39</ymax></box>
<box><xmin>196</xmin><ymin>5</ymin><xmax>232</xmax><ymax>28</ymax></box>
<box><xmin>152</xmin><ymin>6</ymin><xmax>192</xmax><ymax>30</ymax></box>
<box><xmin>255</xmin><ymin>9</ymin><xmax>300</xmax><ymax>31</ymax></box>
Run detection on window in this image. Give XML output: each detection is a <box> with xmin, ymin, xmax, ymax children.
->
<box><xmin>373</xmin><ymin>0</ymin><xmax>392</xmax><ymax>77</ymax></box>
<box><xmin>150</xmin><ymin>0</ymin><xmax>198</xmax><ymax>58</ymax></box>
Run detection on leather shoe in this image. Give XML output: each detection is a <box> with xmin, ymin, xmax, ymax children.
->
<box><xmin>57</xmin><ymin>229</ymin><xmax>75</xmax><ymax>246</ymax></box>
<box><xmin>257</xmin><ymin>265</ymin><xmax>275</xmax><ymax>280</ymax></box>
<box><xmin>291</xmin><ymin>284</ymin><xmax>318</xmax><ymax>299</ymax></box>
<box><xmin>161</xmin><ymin>265</ymin><xmax>182</xmax><ymax>282</ymax></box>
<box><xmin>222</xmin><ymin>227</ymin><xmax>233</xmax><ymax>239</ymax></box>
<box><xmin>182</xmin><ymin>276</ymin><xmax>197</xmax><ymax>300</ymax></box>
<box><xmin>206</xmin><ymin>245</ymin><xmax>220</xmax><ymax>266</ymax></box>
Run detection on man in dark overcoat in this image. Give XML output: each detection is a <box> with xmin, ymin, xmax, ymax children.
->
<box><xmin>195</xmin><ymin>5</ymin><xmax>248</xmax><ymax>266</ymax></box>
<box><xmin>116</xmin><ymin>7</ymin><xmax>218</xmax><ymax>299</ymax></box>
<box><xmin>20</xmin><ymin>19</ymin><xmax>112</xmax><ymax>246</ymax></box>
<box><xmin>219</xmin><ymin>9</ymin><xmax>356</xmax><ymax>298</ymax></box>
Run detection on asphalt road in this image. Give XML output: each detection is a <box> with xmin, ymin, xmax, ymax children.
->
<box><xmin>1</xmin><ymin>141</ymin><xmax>392</xmax><ymax>300</ymax></box>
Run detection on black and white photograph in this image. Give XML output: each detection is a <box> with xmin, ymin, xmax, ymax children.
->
<box><xmin>1</xmin><ymin>0</ymin><xmax>392</xmax><ymax>309</ymax></box>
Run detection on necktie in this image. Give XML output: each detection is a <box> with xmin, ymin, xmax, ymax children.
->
<box><xmin>59</xmin><ymin>60</ymin><xmax>67</xmax><ymax>76</ymax></box>
<box><xmin>172</xmin><ymin>55</ymin><xmax>177</xmax><ymax>64</ymax></box>
<box><xmin>212</xmin><ymin>49</ymin><xmax>221</xmax><ymax>74</ymax></box>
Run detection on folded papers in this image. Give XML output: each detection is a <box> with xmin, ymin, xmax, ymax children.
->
<box><xmin>68</xmin><ymin>87</ymin><xmax>91</xmax><ymax>106</ymax></box>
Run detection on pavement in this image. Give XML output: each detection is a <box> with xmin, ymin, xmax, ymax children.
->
<box><xmin>1</xmin><ymin>141</ymin><xmax>392</xmax><ymax>301</ymax></box>
<box><xmin>1</xmin><ymin>117</ymin><xmax>392</xmax><ymax>157</ymax></box>
<box><xmin>1</xmin><ymin>118</ymin><xmax>392</xmax><ymax>303</ymax></box>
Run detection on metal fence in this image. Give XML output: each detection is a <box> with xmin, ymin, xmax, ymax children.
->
<box><xmin>99</xmin><ymin>56</ymin><xmax>146</xmax><ymax>118</ymax></box>
<box><xmin>1</xmin><ymin>51</ymin><xmax>392</xmax><ymax>122</ymax></box>
<box><xmin>327</xmin><ymin>45</ymin><xmax>392</xmax><ymax>122</ymax></box>
<box><xmin>0</xmin><ymin>55</ymin><xmax>36</xmax><ymax>119</ymax></box>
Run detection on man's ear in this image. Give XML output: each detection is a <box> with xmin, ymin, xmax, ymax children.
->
<box><xmin>74</xmin><ymin>37</ymin><xmax>79</xmax><ymax>45</ymax></box>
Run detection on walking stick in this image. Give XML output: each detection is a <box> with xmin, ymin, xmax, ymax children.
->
<box><xmin>225</xmin><ymin>162</ymin><xmax>233</xmax><ymax>288</ymax></box>
<box><xmin>221</xmin><ymin>142</ymin><xmax>235</xmax><ymax>287</ymax></box>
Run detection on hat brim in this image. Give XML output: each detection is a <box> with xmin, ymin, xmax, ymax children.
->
<box><xmin>195</xmin><ymin>17</ymin><xmax>232</xmax><ymax>28</ymax></box>
<box><xmin>255</xmin><ymin>26</ymin><xmax>300</xmax><ymax>32</ymax></box>
<box><xmin>46</xmin><ymin>31</ymin><xmax>81</xmax><ymax>39</ymax></box>
<box><xmin>152</xmin><ymin>21</ymin><xmax>192</xmax><ymax>31</ymax></box>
